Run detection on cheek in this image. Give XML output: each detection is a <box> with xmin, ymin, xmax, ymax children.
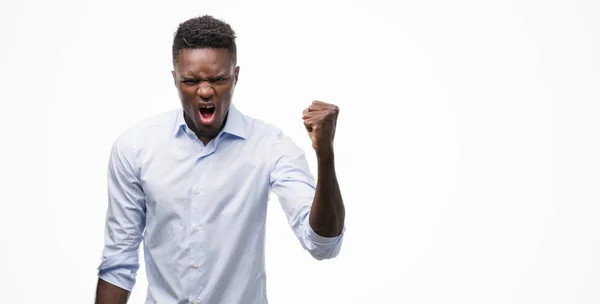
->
<box><xmin>179</xmin><ymin>87</ymin><xmax>196</xmax><ymax>101</ymax></box>
<box><xmin>218</xmin><ymin>84</ymin><xmax>235</xmax><ymax>97</ymax></box>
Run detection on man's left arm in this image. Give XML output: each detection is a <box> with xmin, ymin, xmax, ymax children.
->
<box><xmin>269</xmin><ymin>100</ymin><xmax>346</xmax><ymax>260</ymax></box>
<box><xmin>302</xmin><ymin>101</ymin><xmax>345</xmax><ymax>238</ymax></box>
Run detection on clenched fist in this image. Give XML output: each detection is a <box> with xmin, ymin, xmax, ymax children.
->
<box><xmin>302</xmin><ymin>100</ymin><xmax>339</xmax><ymax>157</ymax></box>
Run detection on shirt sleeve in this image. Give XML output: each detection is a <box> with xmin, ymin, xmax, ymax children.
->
<box><xmin>97</xmin><ymin>134</ymin><xmax>146</xmax><ymax>291</ymax></box>
<box><xmin>269</xmin><ymin>130</ymin><xmax>345</xmax><ymax>260</ymax></box>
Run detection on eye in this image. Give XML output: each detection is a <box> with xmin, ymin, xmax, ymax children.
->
<box><xmin>212</xmin><ymin>77</ymin><xmax>227</xmax><ymax>84</ymax></box>
<box><xmin>181</xmin><ymin>79</ymin><xmax>199</xmax><ymax>85</ymax></box>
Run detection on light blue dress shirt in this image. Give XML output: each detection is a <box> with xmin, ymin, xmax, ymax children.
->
<box><xmin>97</xmin><ymin>104</ymin><xmax>345</xmax><ymax>304</ymax></box>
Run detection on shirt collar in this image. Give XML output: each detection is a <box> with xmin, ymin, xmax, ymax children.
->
<box><xmin>174</xmin><ymin>103</ymin><xmax>247</xmax><ymax>140</ymax></box>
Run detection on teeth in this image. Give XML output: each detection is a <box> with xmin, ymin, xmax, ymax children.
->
<box><xmin>199</xmin><ymin>104</ymin><xmax>215</xmax><ymax>109</ymax></box>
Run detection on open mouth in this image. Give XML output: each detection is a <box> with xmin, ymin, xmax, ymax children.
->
<box><xmin>198</xmin><ymin>104</ymin><xmax>216</xmax><ymax>125</ymax></box>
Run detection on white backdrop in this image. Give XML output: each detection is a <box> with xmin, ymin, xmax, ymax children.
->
<box><xmin>1</xmin><ymin>0</ymin><xmax>599</xmax><ymax>303</ymax></box>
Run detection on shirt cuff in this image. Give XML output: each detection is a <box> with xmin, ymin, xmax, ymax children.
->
<box><xmin>97</xmin><ymin>251</ymin><xmax>139</xmax><ymax>292</ymax></box>
<box><xmin>98</xmin><ymin>270</ymin><xmax>135</xmax><ymax>292</ymax></box>
<box><xmin>306</xmin><ymin>221</ymin><xmax>345</xmax><ymax>244</ymax></box>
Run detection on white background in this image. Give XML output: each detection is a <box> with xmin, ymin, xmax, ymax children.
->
<box><xmin>1</xmin><ymin>0</ymin><xmax>599</xmax><ymax>303</ymax></box>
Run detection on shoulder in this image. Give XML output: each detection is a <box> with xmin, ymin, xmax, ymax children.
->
<box><xmin>237</xmin><ymin>109</ymin><xmax>305</xmax><ymax>161</ymax></box>
<box><xmin>237</xmin><ymin>108</ymin><xmax>287</xmax><ymax>142</ymax></box>
<box><xmin>112</xmin><ymin>109</ymin><xmax>180</xmax><ymax>154</ymax></box>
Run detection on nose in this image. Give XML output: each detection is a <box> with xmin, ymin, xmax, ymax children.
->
<box><xmin>196</xmin><ymin>82</ymin><xmax>214</xmax><ymax>100</ymax></box>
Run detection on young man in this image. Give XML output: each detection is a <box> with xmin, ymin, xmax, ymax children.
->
<box><xmin>95</xmin><ymin>15</ymin><xmax>345</xmax><ymax>304</ymax></box>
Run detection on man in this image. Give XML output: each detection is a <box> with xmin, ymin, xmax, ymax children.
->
<box><xmin>95</xmin><ymin>15</ymin><xmax>345</xmax><ymax>304</ymax></box>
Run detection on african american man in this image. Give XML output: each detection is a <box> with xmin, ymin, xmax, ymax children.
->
<box><xmin>95</xmin><ymin>15</ymin><xmax>345</xmax><ymax>304</ymax></box>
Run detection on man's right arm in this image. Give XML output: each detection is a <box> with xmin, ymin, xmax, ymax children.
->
<box><xmin>95</xmin><ymin>134</ymin><xmax>146</xmax><ymax>303</ymax></box>
<box><xmin>95</xmin><ymin>278</ymin><xmax>130</xmax><ymax>304</ymax></box>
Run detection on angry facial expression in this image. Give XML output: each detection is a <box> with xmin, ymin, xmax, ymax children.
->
<box><xmin>172</xmin><ymin>48</ymin><xmax>239</xmax><ymax>144</ymax></box>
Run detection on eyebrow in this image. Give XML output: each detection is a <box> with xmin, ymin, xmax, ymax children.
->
<box><xmin>181</xmin><ymin>73</ymin><xmax>230</xmax><ymax>80</ymax></box>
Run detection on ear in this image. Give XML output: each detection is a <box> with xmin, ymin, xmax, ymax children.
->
<box><xmin>234</xmin><ymin>66</ymin><xmax>240</xmax><ymax>84</ymax></box>
<box><xmin>171</xmin><ymin>70</ymin><xmax>177</xmax><ymax>87</ymax></box>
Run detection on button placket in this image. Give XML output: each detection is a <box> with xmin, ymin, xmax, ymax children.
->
<box><xmin>189</xmin><ymin>158</ymin><xmax>209</xmax><ymax>299</ymax></box>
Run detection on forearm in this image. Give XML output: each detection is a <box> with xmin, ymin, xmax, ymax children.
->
<box><xmin>95</xmin><ymin>278</ymin><xmax>130</xmax><ymax>304</ymax></box>
<box><xmin>309</xmin><ymin>152</ymin><xmax>345</xmax><ymax>237</ymax></box>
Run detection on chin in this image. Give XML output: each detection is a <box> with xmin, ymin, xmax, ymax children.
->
<box><xmin>184</xmin><ymin>105</ymin><xmax>226</xmax><ymax>138</ymax></box>
<box><xmin>194</xmin><ymin>119</ymin><xmax>222</xmax><ymax>137</ymax></box>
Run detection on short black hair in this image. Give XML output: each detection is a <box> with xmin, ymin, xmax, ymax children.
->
<box><xmin>172</xmin><ymin>15</ymin><xmax>237</xmax><ymax>65</ymax></box>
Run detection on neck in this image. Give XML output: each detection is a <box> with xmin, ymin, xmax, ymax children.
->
<box><xmin>183</xmin><ymin>111</ymin><xmax>229</xmax><ymax>146</ymax></box>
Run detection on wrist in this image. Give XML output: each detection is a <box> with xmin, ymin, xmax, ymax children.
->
<box><xmin>316</xmin><ymin>149</ymin><xmax>334</xmax><ymax>163</ymax></box>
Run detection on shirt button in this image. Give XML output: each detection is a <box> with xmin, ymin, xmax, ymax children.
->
<box><xmin>195</xmin><ymin>227</ymin><xmax>201</xmax><ymax>231</ymax></box>
<box><xmin>193</xmin><ymin>301</ymin><xmax>199</xmax><ymax>304</ymax></box>
<box><xmin>193</xmin><ymin>263</ymin><xmax>199</xmax><ymax>268</ymax></box>
<box><xmin>195</xmin><ymin>188</ymin><xmax>202</xmax><ymax>194</ymax></box>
